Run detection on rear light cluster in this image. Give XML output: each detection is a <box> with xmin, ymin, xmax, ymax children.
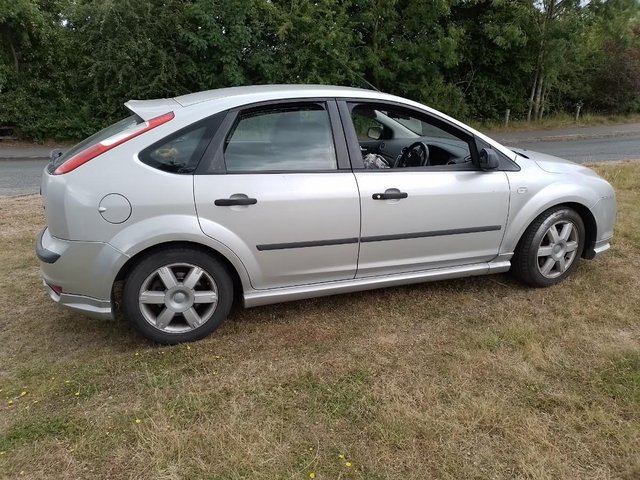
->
<box><xmin>54</xmin><ymin>112</ymin><xmax>175</xmax><ymax>175</ymax></box>
<box><xmin>46</xmin><ymin>281</ymin><xmax>63</xmax><ymax>295</ymax></box>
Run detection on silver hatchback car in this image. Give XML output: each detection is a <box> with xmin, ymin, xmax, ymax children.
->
<box><xmin>37</xmin><ymin>85</ymin><xmax>616</xmax><ymax>343</ymax></box>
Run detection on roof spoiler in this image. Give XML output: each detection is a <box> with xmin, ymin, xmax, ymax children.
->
<box><xmin>124</xmin><ymin>98</ymin><xmax>182</xmax><ymax>121</ymax></box>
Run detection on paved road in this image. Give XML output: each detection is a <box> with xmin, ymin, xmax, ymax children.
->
<box><xmin>0</xmin><ymin>159</ymin><xmax>48</xmax><ymax>196</ymax></box>
<box><xmin>504</xmin><ymin>135</ymin><xmax>640</xmax><ymax>163</ymax></box>
<box><xmin>1</xmin><ymin>123</ymin><xmax>639</xmax><ymax>196</ymax></box>
<box><xmin>495</xmin><ymin>122</ymin><xmax>640</xmax><ymax>163</ymax></box>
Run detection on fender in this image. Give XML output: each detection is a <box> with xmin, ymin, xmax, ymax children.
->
<box><xmin>107</xmin><ymin>214</ymin><xmax>253</xmax><ymax>292</ymax></box>
<box><xmin>501</xmin><ymin>173</ymin><xmax>603</xmax><ymax>255</ymax></box>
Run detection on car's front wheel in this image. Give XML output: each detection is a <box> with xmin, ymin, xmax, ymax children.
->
<box><xmin>122</xmin><ymin>247</ymin><xmax>233</xmax><ymax>344</ymax></box>
<box><xmin>512</xmin><ymin>206</ymin><xmax>585</xmax><ymax>287</ymax></box>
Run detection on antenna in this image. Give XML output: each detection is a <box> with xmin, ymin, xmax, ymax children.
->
<box><xmin>324</xmin><ymin>49</ymin><xmax>381</xmax><ymax>92</ymax></box>
<box><xmin>359</xmin><ymin>76</ymin><xmax>381</xmax><ymax>92</ymax></box>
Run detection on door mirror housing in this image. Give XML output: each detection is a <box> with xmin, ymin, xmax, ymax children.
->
<box><xmin>479</xmin><ymin>148</ymin><xmax>499</xmax><ymax>170</ymax></box>
<box><xmin>367</xmin><ymin>126</ymin><xmax>383</xmax><ymax>140</ymax></box>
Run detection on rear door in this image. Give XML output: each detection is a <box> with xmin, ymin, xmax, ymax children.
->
<box><xmin>339</xmin><ymin>100</ymin><xmax>511</xmax><ymax>277</ymax></box>
<box><xmin>193</xmin><ymin>100</ymin><xmax>361</xmax><ymax>289</ymax></box>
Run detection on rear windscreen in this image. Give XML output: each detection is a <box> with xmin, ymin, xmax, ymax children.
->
<box><xmin>51</xmin><ymin>115</ymin><xmax>144</xmax><ymax>171</ymax></box>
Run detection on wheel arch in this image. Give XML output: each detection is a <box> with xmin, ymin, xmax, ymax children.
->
<box><xmin>562</xmin><ymin>202</ymin><xmax>597</xmax><ymax>259</ymax></box>
<box><xmin>113</xmin><ymin>241</ymin><xmax>246</xmax><ymax>307</ymax></box>
<box><xmin>511</xmin><ymin>201</ymin><xmax>597</xmax><ymax>259</ymax></box>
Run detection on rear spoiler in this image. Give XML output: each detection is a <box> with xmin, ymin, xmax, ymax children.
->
<box><xmin>124</xmin><ymin>98</ymin><xmax>182</xmax><ymax>121</ymax></box>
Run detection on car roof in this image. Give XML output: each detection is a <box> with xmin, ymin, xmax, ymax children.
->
<box><xmin>173</xmin><ymin>84</ymin><xmax>394</xmax><ymax>107</ymax></box>
<box><xmin>125</xmin><ymin>84</ymin><xmax>397</xmax><ymax>122</ymax></box>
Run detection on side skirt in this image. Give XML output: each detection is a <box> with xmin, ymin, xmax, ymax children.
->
<box><xmin>243</xmin><ymin>260</ymin><xmax>512</xmax><ymax>308</ymax></box>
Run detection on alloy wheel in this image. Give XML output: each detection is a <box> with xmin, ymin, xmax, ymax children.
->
<box><xmin>536</xmin><ymin>220</ymin><xmax>579</xmax><ymax>279</ymax></box>
<box><xmin>138</xmin><ymin>263</ymin><xmax>218</xmax><ymax>333</ymax></box>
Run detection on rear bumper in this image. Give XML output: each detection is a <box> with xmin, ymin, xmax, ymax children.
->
<box><xmin>36</xmin><ymin>228</ymin><xmax>61</xmax><ymax>263</ymax></box>
<box><xmin>36</xmin><ymin>227</ymin><xmax>127</xmax><ymax>320</ymax></box>
<box><xmin>44</xmin><ymin>280</ymin><xmax>114</xmax><ymax>320</ymax></box>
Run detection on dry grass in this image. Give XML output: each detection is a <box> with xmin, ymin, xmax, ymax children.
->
<box><xmin>1</xmin><ymin>162</ymin><xmax>639</xmax><ymax>479</ymax></box>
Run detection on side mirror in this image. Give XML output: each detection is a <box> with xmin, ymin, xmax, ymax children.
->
<box><xmin>367</xmin><ymin>126</ymin><xmax>383</xmax><ymax>140</ymax></box>
<box><xmin>479</xmin><ymin>148</ymin><xmax>499</xmax><ymax>170</ymax></box>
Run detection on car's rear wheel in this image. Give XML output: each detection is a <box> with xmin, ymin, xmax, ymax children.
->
<box><xmin>122</xmin><ymin>248</ymin><xmax>233</xmax><ymax>344</ymax></box>
<box><xmin>512</xmin><ymin>206</ymin><xmax>585</xmax><ymax>287</ymax></box>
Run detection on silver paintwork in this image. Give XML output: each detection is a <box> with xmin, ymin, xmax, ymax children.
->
<box><xmin>44</xmin><ymin>281</ymin><xmax>113</xmax><ymax>320</ymax></box>
<box><xmin>194</xmin><ymin>172</ymin><xmax>360</xmax><ymax>288</ymax></box>
<box><xmin>536</xmin><ymin>220</ymin><xmax>579</xmax><ymax>278</ymax></box>
<box><xmin>353</xmin><ymin>170</ymin><xmax>509</xmax><ymax>276</ymax></box>
<box><xmin>244</xmin><ymin>260</ymin><xmax>512</xmax><ymax>307</ymax></box>
<box><xmin>591</xmin><ymin>239</ymin><xmax>611</xmax><ymax>256</ymax></box>
<box><xmin>37</xmin><ymin>85</ymin><xmax>617</xmax><ymax>321</ymax></box>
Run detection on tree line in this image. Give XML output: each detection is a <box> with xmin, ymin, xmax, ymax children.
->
<box><xmin>1</xmin><ymin>0</ymin><xmax>639</xmax><ymax>140</ymax></box>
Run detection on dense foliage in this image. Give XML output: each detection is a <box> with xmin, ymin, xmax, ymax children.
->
<box><xmin>1</xmin><ymin>0</ymin><xmax>639</xmax><ymax>140</ymax></box>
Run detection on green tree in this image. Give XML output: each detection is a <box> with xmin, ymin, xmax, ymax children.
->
<box><xmin>449</xmin><ymin>0</ymin><xmax>538</xmax><ymax>120</ymax></box>
<box><xmin>0</xmin><ymin>0</ymin><xmax>66</xmax><ymax>138</ymax></box>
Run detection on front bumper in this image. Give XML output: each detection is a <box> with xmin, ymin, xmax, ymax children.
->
<box><xmin>36</xmin><ymin>227</ymin><xmax>128</xmax><ymax>320</ymax></box>
<box><xmin>584</xmin><ymin>238</ymin><xmax>611</xmax><ymax>260</ymax></box>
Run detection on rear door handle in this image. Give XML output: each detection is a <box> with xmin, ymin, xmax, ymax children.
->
<box><xmin>214</xmin><ymin>197</ymin><xmax>258</xmax><ymax>206</ymax></box>
<box><xmin>372</xmin><ymin>191</ymin><xmax>408</xmax><ymax>200</ymax></box>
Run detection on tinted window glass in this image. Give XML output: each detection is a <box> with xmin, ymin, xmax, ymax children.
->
<box><xmin>349</xmin><ymin>103</ymin><xmax>474</xmax><ymax>168</ymax></box>
<box><xmin>224</xmin><ymin>105</ymin><xmax>337</xmax><ymax>171</ymax></box>
<box><xmin>351</xmin><ymin>110</ymin><xmax>387</xmax><ymax>141</ymax></box>
<box><xmin>140</xmin><ymin>125</ymin><xmax>209</xmax><ymax>173</ymax></box>
<box><xmin>53</xmin><ymin>115</ymin><xmax>143</xmax><ymax>170</ymax></box>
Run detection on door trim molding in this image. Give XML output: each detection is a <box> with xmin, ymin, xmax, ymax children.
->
<box><xmin>360</xmin><ymin>225</ymin><xmax>502</xmax><ymax>243</ymax></box>
<box><xmin>256</xmin><ymin>237</ymin><xmax>359</xmax><ymax>251</ymax></box>
<box><xmin>256</xmin><ymin>225</ymin><xmax>501</xmax><ymax>251</ymax></box>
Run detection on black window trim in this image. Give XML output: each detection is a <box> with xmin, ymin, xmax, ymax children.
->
<box><xmin>196</xmin><ymin>98</ymin><xmax>352</xmax><ymax>175</ymax></box>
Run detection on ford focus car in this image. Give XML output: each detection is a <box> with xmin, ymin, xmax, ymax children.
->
<box><xmin>36</xmin><ymin>85</ymin><xmax>616</xmax><ymax>343</ymax></box>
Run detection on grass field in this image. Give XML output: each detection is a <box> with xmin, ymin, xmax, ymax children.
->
<box><xmin>1</xmin><ymin>162</ymin><xmax>639</xmax><ymax>479</ymax></box>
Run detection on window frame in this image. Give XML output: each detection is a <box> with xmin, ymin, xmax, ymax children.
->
<box><xmin>196</xmin><ymin>98</ymin><xmax>351</xmax><ymax>175</ymax></box>
<box><xmin>338</xmin><ymin>99</ymin><xmax>491</xmax><ymax>172</ymax></box>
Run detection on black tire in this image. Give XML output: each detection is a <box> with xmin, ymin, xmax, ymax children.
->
<box><xmin>122</xmin><ymin>247</ymin><xmax>233</xmax><ymax>344</ymax></box>
<box><xmin>512</xmin><ymin>206</ymin><xmax>585</xmax><ymax>288</ymax></box>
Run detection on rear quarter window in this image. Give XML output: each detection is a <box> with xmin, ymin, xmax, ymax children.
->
<box><xmin>139</xmin><ymin>114</ymin><xmax>223</xmax><ymax>173</ymax></box>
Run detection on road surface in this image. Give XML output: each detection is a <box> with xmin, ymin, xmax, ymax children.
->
<box><xmin>1</xmin><ymin>123</ymin><xmax>639</xmax><ymax>196</ymax></box>
<box><xmin>495</xmin><ymin>122</ymin><xmax>640</xmax><ymax>162</ymax></box>
<box><xmin>0</xmin><ymin>159</ymin><xmax>48</xmax><ymax>196</ymax></box>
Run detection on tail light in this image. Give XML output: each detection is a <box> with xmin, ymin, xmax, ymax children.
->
<box><xmin>54</xmin><ymin>112</ymin><xmax>175</xmax><ymax>175</ymax></box>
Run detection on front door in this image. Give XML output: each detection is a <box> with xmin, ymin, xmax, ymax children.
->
<box><xmin>341</xmin><ymin>100</ymin><xmax>510</xmax><ymax>277</ymax></box>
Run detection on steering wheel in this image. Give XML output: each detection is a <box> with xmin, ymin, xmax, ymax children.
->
<box><xmin>393</xmin><ymin>141</ymin><xmax>430</xmax><ymax>168</ymax></box>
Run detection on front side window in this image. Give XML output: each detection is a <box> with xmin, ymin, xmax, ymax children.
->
<box><xmin>349</xmin><ymin>103</ymin><xmax>475</xmax><ymax>169</ymax></box>
<box><xmin>224</xmin><ymin>104</ymin><xmax>337</xmax><ymax>172</ymax></box>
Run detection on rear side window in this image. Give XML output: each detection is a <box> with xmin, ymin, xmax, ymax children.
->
<box><xmin>224</xmin><ymin>104</ymin><xmax>337</xmax><ymax>172</ymax></box>
<box><xmin>139</xmin><ymin>114</ymin><xmax>223</xmax><ymax>173</ymax></box>
<box><xmin>52</xmin><ymin>115</ymin><xmax>143</xmax><ymax>171</ymax></box>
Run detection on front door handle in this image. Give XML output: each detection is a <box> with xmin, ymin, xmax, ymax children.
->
<box><xmin>372</xmin><ymin>191</ymin><xmax>408</xmax><ymax>200</ymax></box>
<box><xmin>214</xmin><ymin>197</ymin><xmax>258</xmax><ymax>206</ymax></box>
